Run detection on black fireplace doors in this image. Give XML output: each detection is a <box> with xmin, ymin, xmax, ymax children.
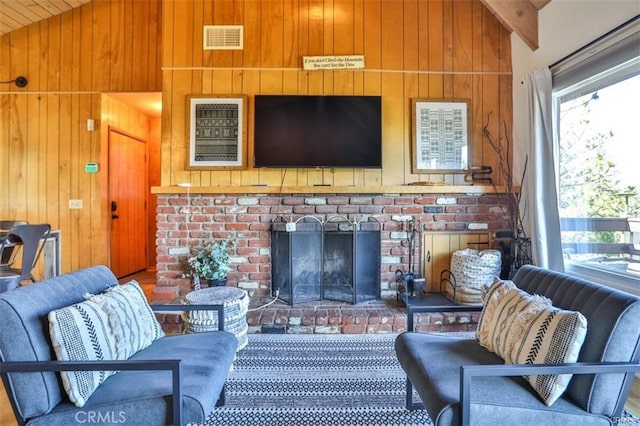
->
<box><xmin>271</xmin><ymin>216</ymin><xmax>381</xmax><ymax>305</ymax></box>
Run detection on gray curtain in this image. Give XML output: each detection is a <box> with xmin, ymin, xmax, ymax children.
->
<box><xmin>524</xmin><ymin>68</ymin><xmax>564</xmax><ymax>271</ymax></box>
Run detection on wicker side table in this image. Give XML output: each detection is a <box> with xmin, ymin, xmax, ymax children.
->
<box><xmin>182</xmin><ymin>286</ymin><xmax>249</xmax><ymax>351</ymax></box>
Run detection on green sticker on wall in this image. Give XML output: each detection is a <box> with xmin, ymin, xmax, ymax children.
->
<box><xmin>85</xmin><ymin>162</ymin><xmax>99</xmax><ymax>173</ymax></box>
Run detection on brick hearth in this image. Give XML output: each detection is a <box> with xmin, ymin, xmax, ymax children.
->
<box><xmin>155</xmin><ymin>295</ymin><xmax>480</xmax><ymax>335</ymax></box>
<box><xmin>245</xmin><ymin>296</ymin><xmax>480</xmax><ymax>334</ymax></box>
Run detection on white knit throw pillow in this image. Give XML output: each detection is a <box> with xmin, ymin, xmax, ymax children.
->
<box><xmin>86</xmin><ymin>280</ymin><xmax>164</xmax><ymax>359</ymax></box>
<box><xmin>477</xmin><ymin>277</ymin><xmax>588</xmax><ymax>405</ymax></box>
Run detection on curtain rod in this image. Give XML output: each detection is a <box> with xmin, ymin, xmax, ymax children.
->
<box><xmin>549</xmin><ymin>14</ymin><xmax>639</xmax><ymax>70</ymax></box>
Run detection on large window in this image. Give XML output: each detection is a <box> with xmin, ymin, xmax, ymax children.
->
<box><xmin>552</xmin><ymin>18</ymin><xmax>640</xmax><ymax>290</ymax></box>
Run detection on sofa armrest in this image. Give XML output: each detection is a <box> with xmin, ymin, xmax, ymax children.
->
<box><xmin>0</xmin><ymin>359</ymin><xmax>183</xmax><ymax>426</ymax></box>
<box><xmin>459</xmin><ymin>361</ymin><xmax>640</xmax><ymax>426</ymax></box>
<box><xmin>151</xmin><ymin>304</ymin><xmax>225</xmax><ymax>331</ymax></box>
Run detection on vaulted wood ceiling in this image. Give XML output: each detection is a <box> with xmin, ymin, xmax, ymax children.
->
<box><xmin>0</xmin><ymin>0</ymin><xmax>91</xmax><ymax>36</ymax></box>
<box><xmin>0</xmin><ymin>0</ymin><xmax>551</xmax><ymax>50</ymax></box>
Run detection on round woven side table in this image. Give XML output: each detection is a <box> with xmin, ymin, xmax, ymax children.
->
<box><xmin>182</xmin><ymin>286</ymin><xmax>249</xmax><ymax>351</ymax></box>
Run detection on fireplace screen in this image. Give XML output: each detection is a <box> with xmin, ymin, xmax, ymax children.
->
<box><xmin>271</xmin><ymin>216</ymin><xmax>380</xmax><ymax>305</ymax></box>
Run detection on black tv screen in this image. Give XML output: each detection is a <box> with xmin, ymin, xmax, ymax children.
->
<box><xmin>253</xmin><ymin>95</ymin><xmax>382</xmax><ymax>168</ymax></box>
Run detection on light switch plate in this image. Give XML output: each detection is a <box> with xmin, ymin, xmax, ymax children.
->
<box><xmin>69</xmin><ymin>199</ymin><xmax>83</xmax><ymax>209</ymax></box>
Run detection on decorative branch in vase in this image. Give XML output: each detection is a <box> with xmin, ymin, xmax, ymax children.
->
<box><xmin>482</xmin><ymin>112</ymin><xmax>532</xmax><ymax>275</ymax></box>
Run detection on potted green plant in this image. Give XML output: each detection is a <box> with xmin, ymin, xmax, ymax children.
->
<box><xmin>187</xmin><ymin>238</ymin><xmax>236</xmax><ymax>288</ymax></box>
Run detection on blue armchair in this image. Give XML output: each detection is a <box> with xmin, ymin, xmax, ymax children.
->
<box><xmin>0</xmin><ymin>266</ymin><xmax>238</xmax><ymax>426</ymax></box>
<box><xmin>396</xmin><ymin>265</ymin><xmax>640</xmax><ymax>426</ymax></box>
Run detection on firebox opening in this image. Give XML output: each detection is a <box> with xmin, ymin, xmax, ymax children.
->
<box><xmin>271</xmin><ymin>215</ymin><xmax>381</xmax><ymax>305</ymax></box>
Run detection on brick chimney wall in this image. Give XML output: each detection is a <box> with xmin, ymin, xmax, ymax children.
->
<box><xmin>153</xmin><ymin>192</ymin><xmax>512</xmax><ymax>302</ymax></box>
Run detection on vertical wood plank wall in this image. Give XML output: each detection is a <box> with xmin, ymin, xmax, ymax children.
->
<box><xmin>161</xmin><ymin>0</ymin><xmax>512</xmax><ymax>189</ymax></box>
<box><xmin>0</xmin><ymin>0</ymin><xmax>162</xmax><ymax>273</ymax></box>
<box><xmin>149</xmin><ymin>117</ymin><xmax>162</xmax><ymax>269</ymax></box>
<box><xmin>0</xmin><ymin>0</ymin><xmax>512</xmax><ymax>274</ymax></box>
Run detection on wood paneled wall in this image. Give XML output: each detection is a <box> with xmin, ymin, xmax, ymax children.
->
<box><xmin>0</xmin><ymin>0</ymin><xmax>162</xmax><ymax>273</ymax></box>
<box><xmin>161</xmin><ymin>0</ymin><xmax>512</xmax><ymax>188</ymax></box>
<box><xmin>0</xmin><ymin>0</ymin><xmax>512</xmax><ymax>275</ymax></box>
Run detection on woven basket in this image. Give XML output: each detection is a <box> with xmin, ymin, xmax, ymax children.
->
<box><xmin>445</xmin><ymin>248</ymin><xmax>502</xmax><ymax>304</ymax></box>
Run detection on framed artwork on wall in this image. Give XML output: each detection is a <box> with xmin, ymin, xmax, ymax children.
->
<box><xmin>411</xmin><ymin>99</ymin><xmax>472</xmax><ymax>173</ymax></box>
<box><xmin>187</xmin><ymin>95</ymin><xmax>247</xmax><ymax>169</ymax></box>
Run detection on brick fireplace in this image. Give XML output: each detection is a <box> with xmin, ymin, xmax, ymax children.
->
<box><xmin>154</xmin><ymin>192</ymin><xmax>512</xmax><ymax>302</ymax></box>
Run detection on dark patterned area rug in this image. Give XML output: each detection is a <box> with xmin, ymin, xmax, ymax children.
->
<box><xmin>204</xmin><ymin>333</ymin><xmax>431</xmax><ymax>426</ymax></box>
<box><xmin>203</xmin><ymin>333</ymin><xmax>639</xmax><ymax>426</ymax></box>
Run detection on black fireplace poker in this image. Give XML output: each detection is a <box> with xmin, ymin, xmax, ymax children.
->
<box><xmin>397</xmin><ymin>219</ymin><xmax>423</xmax><ymax>297</ymax></box>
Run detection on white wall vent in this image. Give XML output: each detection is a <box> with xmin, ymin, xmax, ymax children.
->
<box><xmin>203</xmin><ymin>25</ymin><xmax>243</xmax><ymax>50</ymax></box>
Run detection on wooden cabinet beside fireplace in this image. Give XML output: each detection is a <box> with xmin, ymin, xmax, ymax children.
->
<box><xmin>422</xmin><ymin>232</ymin><xmax>493</xmax><ymax>293</ymax></box>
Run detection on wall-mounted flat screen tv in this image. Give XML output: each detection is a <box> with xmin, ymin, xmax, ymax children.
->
<box><xmin>253</xmin><ymin>95</ymin><xmax>382</xmax><ymax>168</ymax></box>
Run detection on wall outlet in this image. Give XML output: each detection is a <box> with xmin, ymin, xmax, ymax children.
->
<box><xmin>69</xmin><ymin>199</ymin><xmax>83</xmax><ymax>209</ymax></box>
<box><xmin>285</xmin><ymin>222</ymin><xmax>296</xmax><ymax>232</ymax></box>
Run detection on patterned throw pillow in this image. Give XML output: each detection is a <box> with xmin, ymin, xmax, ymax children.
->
<box><xmin>508</xmin><ymin>303</ymin><xmax>587</xmax><ymax>406</ymax></box>
<box><xmin>476</xmin><ymin>277</ymin><xmax>588</xmax><ymax>406</ymax></box>
<box><xmin>49</xmin><ymin>301</ymin><xmax>117</xmax><ymax>407</ymax></box>
<box><xmin>49</xmin><ymin>281</ymin><xmax>165</xmax><ymax>407</ymax></box>
<box><xmin>476</xmin><ymin>278</ymin><xmax>551</xmax><ymax>357</ymax></box>
<box><xmin>86</xmin><ymin>280</ymin><xmax>164</xmax><ymax>359</ymax></box>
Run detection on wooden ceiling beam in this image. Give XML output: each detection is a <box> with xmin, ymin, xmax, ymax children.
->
<box><xmin>480</xmin><ymin>0</ymin><xmax>540</xmax><ymax>50</ymax></box>
<box><xmin>529</xmin><ymin>0</ymin><xmax>552</xmax><ymax>10</ymax></box>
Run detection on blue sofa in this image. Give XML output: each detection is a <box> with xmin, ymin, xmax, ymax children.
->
<box><xmin>0</xmin><ymin>265</ymin><xmax>238</xmax><ymax>426</ymax></box>
<box><xmin>396</xmin><ymin>265</ymin><xmax>640</xmax><ymax>426</ymax></box>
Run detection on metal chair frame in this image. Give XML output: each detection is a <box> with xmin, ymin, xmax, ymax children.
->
<box><xmin>0</xmin><ymin>220</ymin><xmax>28</xmax><ymax>265</ymax></box>
<box><xmin>0</xmin><ymin>224</ymin><xmax>51</xmax><ymax>291</ymax></box>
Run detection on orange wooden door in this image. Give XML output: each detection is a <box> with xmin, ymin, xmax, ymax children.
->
<box><xmin>108</xmin><ymin>128</ymin><xmax>148</xmax><ymax>278</ymax></box>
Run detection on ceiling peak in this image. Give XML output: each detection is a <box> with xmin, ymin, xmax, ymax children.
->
<box><xmin>480</xmin><ymin>0</ymin><xmax>551</xmax><ymax>51</ymax></box>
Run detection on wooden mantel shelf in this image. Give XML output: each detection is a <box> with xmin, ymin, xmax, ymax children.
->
<box><xmin>151</xmin><ymin>185</ymin><xmax>513</xmax><ymax>195</ymax></box>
